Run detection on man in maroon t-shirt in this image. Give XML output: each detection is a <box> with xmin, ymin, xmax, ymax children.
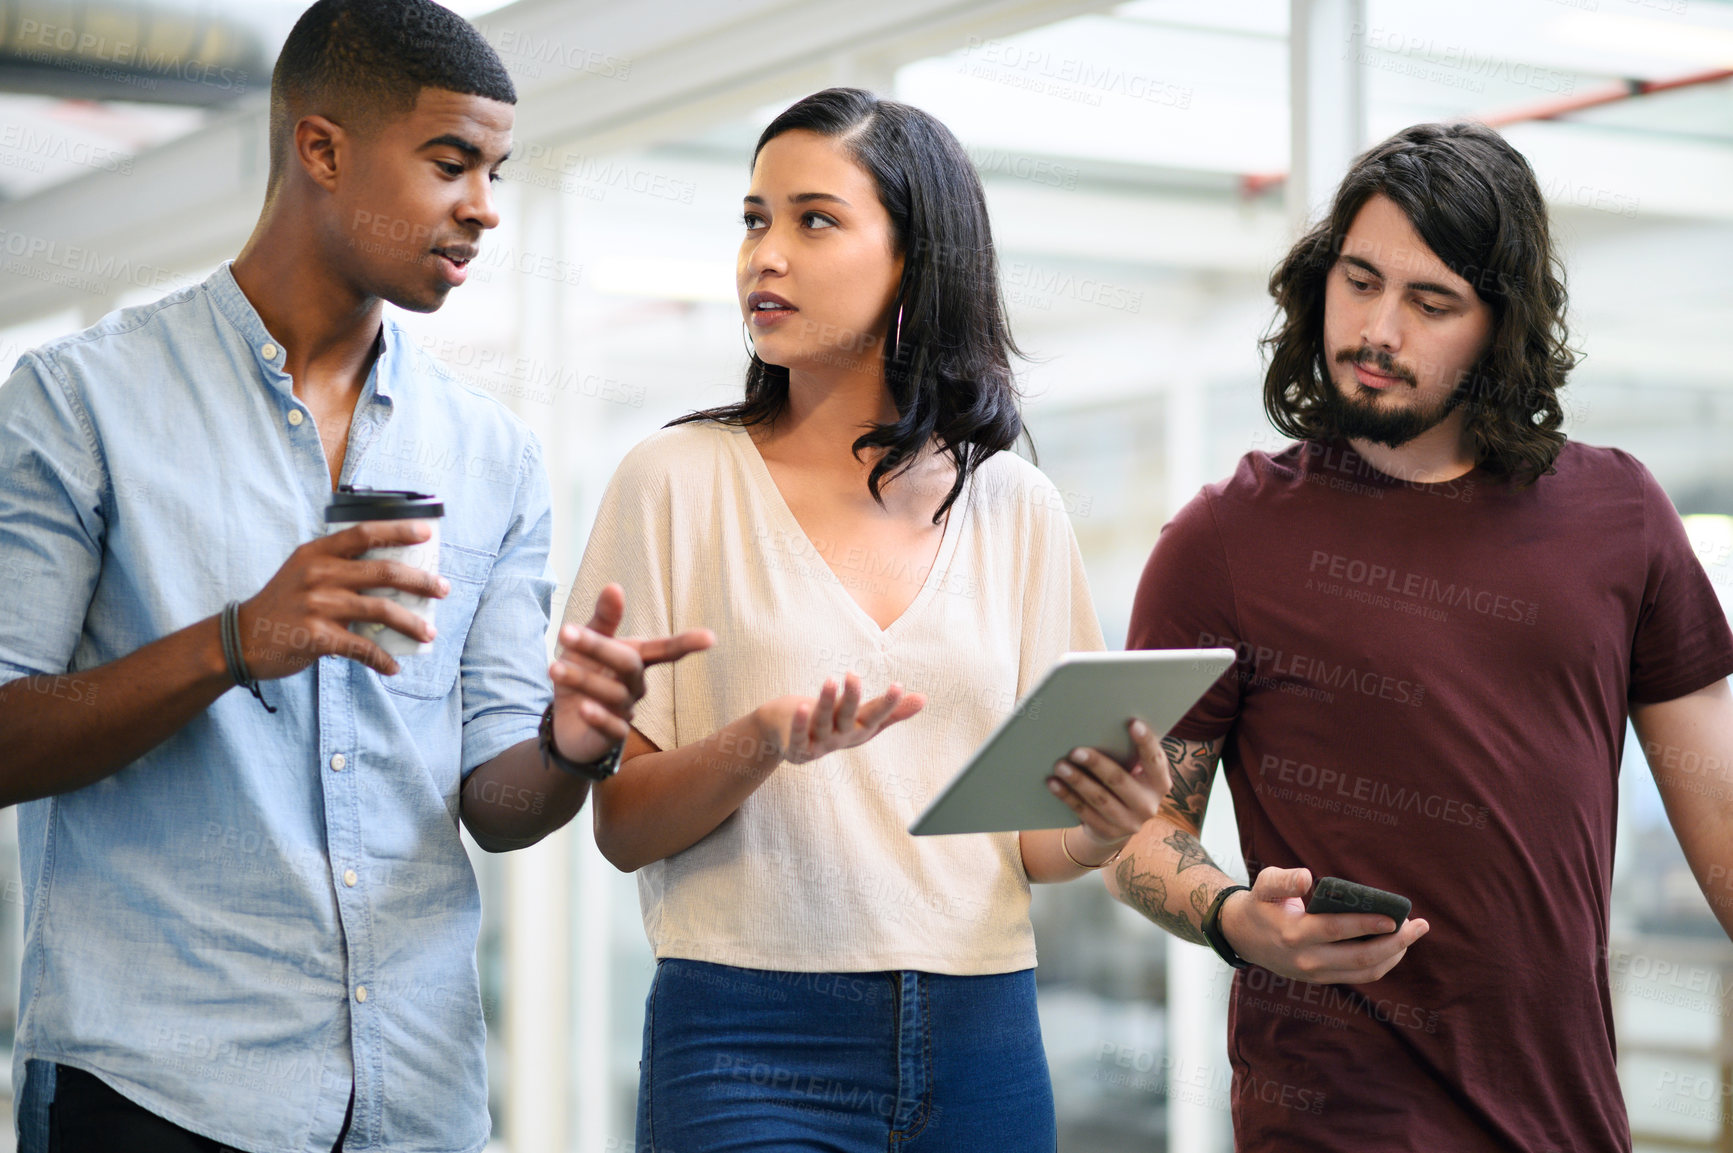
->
<box><xmin>1046</xmin><ymin>123</ymin><xmax>1733</xmax><ymax>1151</ymax></box>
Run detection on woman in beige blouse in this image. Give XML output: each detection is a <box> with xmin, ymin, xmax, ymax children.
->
<box><xmin>569</xmin><ymin>87</ymin><xmax>1171</xmax><ymax>1151</ymax></box>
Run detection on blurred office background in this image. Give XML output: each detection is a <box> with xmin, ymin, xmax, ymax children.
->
<box><xmin>2</xmin><ymin>0</ymin><xmax>1732</xmax><ymax>1148</ymax></box>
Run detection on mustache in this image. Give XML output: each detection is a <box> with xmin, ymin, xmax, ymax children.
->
<box><xmin>1335</xmin><ymin>346</ymin><xmax>1417</xmax><ymax>387</ymax></box>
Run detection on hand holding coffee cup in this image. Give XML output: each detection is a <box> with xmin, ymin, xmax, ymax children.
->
<box><xmin>236</xmin><ymin>492</ymin><xmax>450</xmax><ymax>680</ymax></box>
<box><xmin>322</xmin><ymin>489</ymin><xmax>446</xmax><ymax>657</ymax></box>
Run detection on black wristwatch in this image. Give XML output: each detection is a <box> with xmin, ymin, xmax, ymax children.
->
<box><xmin>1201</xmin><ymin>884</ymin><xmax>1252</xmax><ymax>970</ymax></box>
<box><xmin>538</xmin><ymin>704</ymin><xmax>622</xmax><ymax>781</ymax></box>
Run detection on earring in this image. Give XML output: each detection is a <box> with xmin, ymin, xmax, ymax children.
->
<box><xmin>887</xmin><ymin>304</ymin><xmax>904</xmax><ymax>362</ymax></box>
<box><xmin>742</xmin><ymin>318</ymin><xmax>757</xmax><ymax>360</ymax></box>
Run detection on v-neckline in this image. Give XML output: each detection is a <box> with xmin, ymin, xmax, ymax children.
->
<box><xmin>733</xmin><ymin>426</ymin><xmax>967</xmax><ymax>639</ymax></box>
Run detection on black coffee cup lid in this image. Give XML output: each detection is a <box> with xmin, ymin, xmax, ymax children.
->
<box><xmin>325</xmin><ymin>486</ymin><xmax>444</xmax><ymax>522</ymax></box>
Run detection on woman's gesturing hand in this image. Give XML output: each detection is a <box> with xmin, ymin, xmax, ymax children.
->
<box><xmin>755</xmin><ymin>672</ymin><xmax>925</xmax><ymax>765</ymax></box>
<box><xmin>1045</xmin><ymin>718</ymin><xmax>1174</xmax><ymax>863</ymax></box>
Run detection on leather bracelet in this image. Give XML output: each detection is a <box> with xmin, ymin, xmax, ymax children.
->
<box><xmin>1201</xmin><ymin>883</ymin><xmax>1252</xmax><ymax>970</ymax></box>
<box><xmin>1060</xmin><ymin>825</ymin><xmax>1122</xmax><ymax>871</ymax></box>
<box><xmin>220</xmin><ymin>601</ymin><xmax>276</xmax><ymax>714</ymax></box>
<box><xmin>538</xmin><ymin>704</ymin><xmax>621</xmax><ymax>781</ymax></box>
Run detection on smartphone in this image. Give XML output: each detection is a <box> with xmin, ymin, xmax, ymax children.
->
<box><xmin>1306</xmin><ymin>877</ymin><xmax>1411</xmax><ymax>933</ymax></box>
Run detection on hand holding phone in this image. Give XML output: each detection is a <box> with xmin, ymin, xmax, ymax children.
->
<box><xmin>1217</xmin><ymin>866</ymin><xmax>1428</xmax><ymax>985</ymax></box>
<box><xmin>1306</xmin><ymin>877</ymin><xmax>1411</xmax><ymax>933</ymax></box>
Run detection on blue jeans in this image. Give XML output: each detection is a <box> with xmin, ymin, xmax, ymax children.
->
<box><xmin>636</xmin><ymin>960</ymin><xmax>1057</xmax><ymax>1152</ymax></box>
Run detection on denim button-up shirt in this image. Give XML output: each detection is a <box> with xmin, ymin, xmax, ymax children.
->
<box><xmin>0</xmin><ymin>263</ymin><xmax>554</xmax><ymax>1152</ymax></box>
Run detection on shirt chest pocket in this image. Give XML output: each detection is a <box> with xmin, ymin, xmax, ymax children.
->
<box><xmin>381</xmin><ymin>542</ymin><xmax>495</xmax><ymax>701</ymax></box>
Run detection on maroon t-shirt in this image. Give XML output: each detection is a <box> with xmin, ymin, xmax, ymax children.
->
<box><xmin>1128</xmin><ymin>439</ymin><xmax>1733</xmax><ymax>1153</ymax></box>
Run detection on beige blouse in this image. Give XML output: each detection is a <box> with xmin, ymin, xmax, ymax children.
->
<box><xmin>566</xmin><ymin>421</ymin><xmax>1103</xmax><ymax>974</ymax></box>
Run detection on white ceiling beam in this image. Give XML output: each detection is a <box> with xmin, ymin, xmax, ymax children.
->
<box><xmin>0</xmin><ymin>0</ymin><xmax>1113</xmax><ymax>327</ymax></box>
<box><xmin>492</xmin><ymin>0</ymin><xmax>1118</xmax><ymax>154</ymax></box>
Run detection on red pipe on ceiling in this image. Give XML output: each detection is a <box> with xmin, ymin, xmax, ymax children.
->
<box><xmin>1239</xmin><ymin>66</ymin><xmax>1733</xmax><ymax>197</ymax></box>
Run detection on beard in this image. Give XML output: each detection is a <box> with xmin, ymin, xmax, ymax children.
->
<box><xmin>1321</xmin><ymin>346</ymin><xmax>1461</xmax><ymax>449</ymax></box>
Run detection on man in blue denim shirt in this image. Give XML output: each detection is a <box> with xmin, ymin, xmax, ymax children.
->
<box><xmin>0</xmin><ymin>2</ymin><xmax>709</xmax><ymax>1150</ymax></box>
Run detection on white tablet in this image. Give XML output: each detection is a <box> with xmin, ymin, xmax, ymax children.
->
<box><xmin>908</xmin><ymin>648</ymin><xmax>1236</xmax><ymax>837</ymax></box>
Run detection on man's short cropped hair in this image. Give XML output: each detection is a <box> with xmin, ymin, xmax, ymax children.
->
<box><xmin>267</xmin><ymin>0</ymin><xmax>517</xmax><ymax>191</ymax></box>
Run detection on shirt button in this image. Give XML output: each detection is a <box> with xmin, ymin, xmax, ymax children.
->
<box><xmin>261</xmin><ymin>342</ymin><xmax>278</xmax><ymax>360</ymax></box>
<box><xmin>329</xmin><ymin>754</ymin><xmax>346</xmax><ymax>771</ymax></box>
<box><xmin>354</xmin><ymin>985</ymin><xmax>368</xmax><ymax>1003</ymax></box>
<box><xmin>287</xmin><ymin>409</ymin><xmax>304</xmax><ymax>427</ymax></box>
<box><xmin>343</xmin><ymin>869</ymin><xmax>358</xmax><ymax>887</ymax></box>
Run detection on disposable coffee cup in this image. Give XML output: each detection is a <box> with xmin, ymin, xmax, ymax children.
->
<box><xmin>324</xmin><ymin>487</ymin><xmax>444</xmax><ymax>657</ymax></box>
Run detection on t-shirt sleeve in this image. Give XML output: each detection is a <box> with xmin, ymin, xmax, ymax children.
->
<box><xmin>1015</xmin><ymin>487</ymin><xmax>1105</xmax><ymax>700</ymax></box>
<box><xmin>0</xmin><ymin>353</ymin><xmax>105</xmax><ymax>683</ymax></box>
<box><xmin>1126</xmin><ymin>489</ymin><xmax>1242</xmax><ymax>742</ymax></box>
<box><xmin>1629</xmin><ymin>462</ymin><xmax>1733</xmax><ymax>704</ymax></box>
<box><xmin>564</xmin><ymin>438</ymin><xmax>677</xmax><ymax>751</ymax></box>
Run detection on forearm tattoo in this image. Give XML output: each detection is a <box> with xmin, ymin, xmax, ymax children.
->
<box><xmin>1114</xmin><ymin>856</ymin><xmax>1208</xmax><ymax>946</ymax></box>
<box><xmin>1160</xmin><ymin>735</ymin><xmax>1221</xmax><ymax>825</ymax></box>
<box><xmin>1110</xmin><ymin>738</ymin><xmax>1230</xmax><ymax>945</ymax></box>
<box><xmin>1164</xmin><ymin>828</ymin><xmax>1214</xmax><ymax>874</ymax></box>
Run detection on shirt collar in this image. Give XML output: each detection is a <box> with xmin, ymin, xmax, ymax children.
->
<box><xmin>205</xmin><ymin>261</ymin><xmax>290</xmax><ymax>390</ymax></box>
<box><xmin>205</xmin><ymin>259</ymin><xmax>399</xmax><ymax>404</ymax></box>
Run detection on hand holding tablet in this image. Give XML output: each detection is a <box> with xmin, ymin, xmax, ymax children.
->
<box><xmin>1044</xmin><ymin>718</ymin><xmax>1173</xmax><ymax>863</ymax></box>
<box><xmin>908</xmin><ymin>649</ymin><xmax>1235</xmax><ymax>836</ymax></box>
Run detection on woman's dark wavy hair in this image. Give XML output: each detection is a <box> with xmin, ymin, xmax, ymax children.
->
<box><xmin>671</xmin><ymin>87</ymin><xmax>1023</xmax><ymax>522</ymax></box>
<box><xmin>1261</xmin><ymin>121</ymin><xmax>1578</xmax><ymax>484</ymax></box>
